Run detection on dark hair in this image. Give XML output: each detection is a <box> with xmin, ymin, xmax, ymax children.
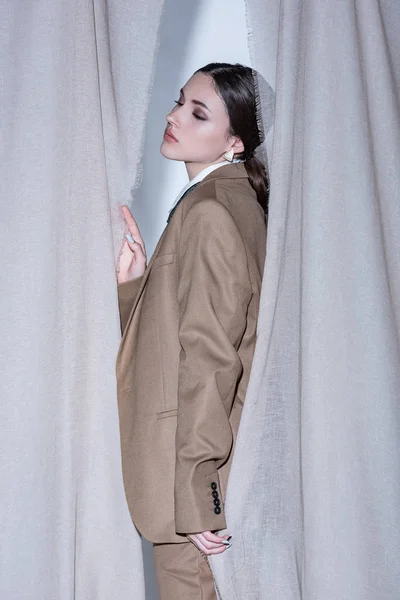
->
<box><xmin>196</xmin><ymin>62</ymin><xmax>269</xmax><ymax>214</ymax></box>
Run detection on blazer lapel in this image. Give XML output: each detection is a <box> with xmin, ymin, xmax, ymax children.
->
<box><xmin>167</xmin><ymin>182</ymin><xmax>201</xmax><ymax>224</ymax></box>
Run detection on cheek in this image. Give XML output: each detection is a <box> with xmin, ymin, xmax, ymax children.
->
<box><xmin>161</xmin><ymin>120</ymin><xmax>227</xmax><ymax>161</ymax></box>
<box><xmin>192</xmin><ymin>123</ymin><xmax>227</xmax><ymax>151</ymax></box>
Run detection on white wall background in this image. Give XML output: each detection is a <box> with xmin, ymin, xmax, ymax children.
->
<box><xmin>134</xmin><ymin>0</ymin><xmax>252</xmax><ymax>597</ymax></box>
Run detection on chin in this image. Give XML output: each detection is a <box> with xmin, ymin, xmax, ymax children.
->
<box><xmin>160</xmin><ymin>142</ymin><xmax>183</xmax><ymax>161</ymax></box>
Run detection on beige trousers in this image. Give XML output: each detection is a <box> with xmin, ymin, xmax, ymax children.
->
<box><xmin>153</xmin><ymin>541</ymin><xmax>217</xmax><ymax>600</ymax></box>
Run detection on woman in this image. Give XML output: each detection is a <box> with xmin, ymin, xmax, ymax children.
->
<box><xmin>116</xmin><ymin>63</ymin><xmax>268</xmax><ymax>600</ymax></box>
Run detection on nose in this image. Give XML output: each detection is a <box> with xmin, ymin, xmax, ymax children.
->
<box><xmin>166</xmin><ymin>111</ymin><xmax>178</xmax><ymax>128</ymax></box>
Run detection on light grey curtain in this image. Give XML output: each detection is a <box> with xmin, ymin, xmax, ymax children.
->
<box><xmin>211</xmin><ymin>1</ymin><xmax>400</xmax><ymax>599</ymax></box>
<box><xmin>0</xmin><ymin>1</ymin><xmax>163</xmax><ymax>598</ymax></box>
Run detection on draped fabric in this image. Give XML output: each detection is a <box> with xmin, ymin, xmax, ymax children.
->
<box><xmin>211</xmin><ymin>1</ymin><xmax>400</xmax><ymax>599</ymax></box>
<box><xmin>0</xmin><ymin>1</ymin><xmax>163</xmax><ymax>598</ymax></box>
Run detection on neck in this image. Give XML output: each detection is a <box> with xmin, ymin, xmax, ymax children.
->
<box><xmin>185</xmin><ymin>159</ymin><xmax>226</xmax><ymax>180</ymax></box>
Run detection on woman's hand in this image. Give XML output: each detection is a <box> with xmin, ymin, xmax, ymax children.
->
<box><xmin>187</xmin><ymin>531</ymin><xmax>232</xmax><ymax>556</ymax></box>
<box><xmin>117</xmin><ymin>205</ymin><xmax>147</xmax><ymax>284</ymax></box>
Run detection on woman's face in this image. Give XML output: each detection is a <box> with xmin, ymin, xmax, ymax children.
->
<box><xmin>160</xmin><ymin>72</ymin><xmax>240</xmax><ymax>176</ymax></box>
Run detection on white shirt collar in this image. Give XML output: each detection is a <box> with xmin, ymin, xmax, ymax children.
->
<box><xmin>170</xmin><ymin>160</ymin><xmax>242</xmax><ymax>211</ymax></box>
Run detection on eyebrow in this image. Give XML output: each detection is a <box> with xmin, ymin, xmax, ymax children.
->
<box><xmin>180</xmin><ymin>88</ymin><xmax>211</xmax><ymax>113</ymax></box>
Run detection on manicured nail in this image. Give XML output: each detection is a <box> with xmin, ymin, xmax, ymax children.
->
<box><xmin>126</xmin><ymin>233</ymin><xmax>135</xmax><ymax>244</ymax></box>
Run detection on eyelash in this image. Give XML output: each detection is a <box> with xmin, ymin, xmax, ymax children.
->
<box><xmin>173</xmin><ymin>100</ymin><xmax>206</xmax><ymax>121</ymax></box>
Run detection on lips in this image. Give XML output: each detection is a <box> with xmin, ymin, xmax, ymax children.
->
<box><xmin>164</xmin><ymin>128</ymin><xmax>178</xmax><ymax>143</ymax></box>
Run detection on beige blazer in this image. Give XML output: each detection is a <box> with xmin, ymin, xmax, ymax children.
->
<box><xmin>116</xmin><ymin>163</ymin><xmax>266</xmax><ymax>543</ymax></box>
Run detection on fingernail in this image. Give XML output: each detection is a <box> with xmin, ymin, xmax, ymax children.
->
<box><xmin>126</xmin><ymin>233</ymin><xmax>135</xmax><ymax>244</ymax></box>
<box><xmin>227</xmin><ymin>536</ymin><xmax>232</xmax><ymax>542</ymax></box>
<box><xmin>221</xmin><ymin>540</ymin><xmax>230</xmax><ymax>545</ymax></box>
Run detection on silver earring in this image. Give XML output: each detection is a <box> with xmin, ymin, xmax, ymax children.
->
<box><xmin>223</xmin><ymin>149</ymin><xmax>234</xmax><ymax>162</ymax></box>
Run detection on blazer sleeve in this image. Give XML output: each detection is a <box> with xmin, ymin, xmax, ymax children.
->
<box><xmin>117</xmin><ymin>277</ymin><xmax>143</xmax><ymax>334</ymax></box>
<box><xmin>174</xmin><ymin>198</ymin><xmax>252</xmax><ymax>534</ymax></box>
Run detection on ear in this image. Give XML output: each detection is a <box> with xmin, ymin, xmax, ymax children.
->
<box><xmin>228</xmin><ymin>136</ymin><xmax>245</xmax><ymax>156</ymax></box>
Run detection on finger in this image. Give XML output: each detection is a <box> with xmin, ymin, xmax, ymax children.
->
<box><xmin>125</xmin><ymin>237</ymin><xmax>146</xmax><ymax>261</ymax></box>
<box><xmin>122</xmin><ymin>206</ymin><xmax>145</xmax><ymax>250</ymax></box>
<box><xmin>187</xmin><ymin>535</ymin><xmax>208</xmax><ymax>554</ymax></box>
<box><xmin>118</xmin><ymin>239</ymin><xmax>133</xmax><ymax>263</ymax></box>
<box><xmin>202</xmin><ymin>531</ymin><xmax>231</xmax><ymax>544</ymax></box>
<box><xmin>188</xmin><ymin>535</ymin><xmax>227</xmax><ymax>556</ymax></box>
<box><xmin>121</xmin><ymin>206</ymin><xmax>145</xmax><ymax>248</ymax></box>
<box><xmin>197</xmin><ymin>534</ymin><xmax>226</xmax><ymax>550</ymax></box>
<box><xmin>124</xmin><ymin>235</ymin><xmax>138</xmax><ymax>251</ymax></box>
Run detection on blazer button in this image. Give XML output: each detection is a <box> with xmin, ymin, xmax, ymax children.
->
<box><xmin>213</xmin><ymin>498</ymin><xmax>221</xmax><ymax>507</ymax></box>
<box><xmin>214</xmin><ymin>506</ymin><xmax>222</xmax><ymax>515</ymax></box>
<box><xmin>211</xmin><ymin>482</ymin><xmax>217</xmax><ymax>491</ymax></box>
<box><xmin>212</xmin><ymin>490</ymin><xmax>219</xmax><ymax>499</ymax></box>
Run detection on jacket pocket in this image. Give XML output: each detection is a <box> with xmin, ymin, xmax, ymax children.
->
<box><xmin>157</xmin><ymin>408</ymin><xmax>178</xmax><ymax>420</ymax></box>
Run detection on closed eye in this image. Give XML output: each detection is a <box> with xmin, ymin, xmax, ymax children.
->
<box><xmin>173</xmin><ymin>99</ymin><xmax>206</xmax><ymax>121</ymax></box>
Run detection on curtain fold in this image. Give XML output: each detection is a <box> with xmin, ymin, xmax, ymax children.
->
<box><xmin>211</xmin><ymin>1</ymin><xmax>400</xmax><ymax>598</ymax></box>
<box><xmin>0</xmin><ymin>1</ymin><xmax>163</xmax><ymax>598</ymax></box>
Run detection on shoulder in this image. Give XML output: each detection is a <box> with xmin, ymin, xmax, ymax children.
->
<box><xmin>185</xmin><ymin>178</ymin><xmax>265</xmax><ymax>239</ymax></box>
<box><xmin>178</xmin><ymin>185</ymin><xmax>247</xmax><ymax>253</ymax></box>
<box><xmin>194</xmin><ymin>172</ymin><xmax>255</xmax><ymax>202</ymax></box>
<box><xmin>183</xmin><ymin>176</ymin><xmax>256</xmax><ymax>217</ymax></box>
<box><xmin>181</xmin><ymin>195</ymin><xmax>240</xmax><ymax>236</ymax></box>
